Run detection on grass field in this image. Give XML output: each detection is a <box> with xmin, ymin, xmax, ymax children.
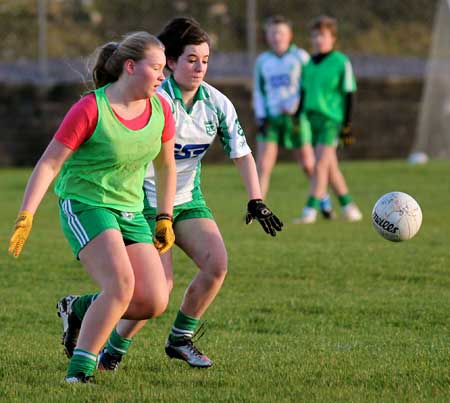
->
<box><xmin>1</xmin><ymin>161</ymin><xmax>450</xmax><ymax>402</ymax></box>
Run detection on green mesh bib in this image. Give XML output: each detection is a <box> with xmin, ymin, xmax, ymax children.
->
<box><xmin>55</xmin><ymin>86</ymin><xmax>164</xmax><ymax>212</ymax></box>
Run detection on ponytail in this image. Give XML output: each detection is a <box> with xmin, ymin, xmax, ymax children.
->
<box><xmin>92</xmin><ymin>42</ymin><xmax>120</xmax><ymax>88</ymax></box>
<box><xmin>90</xmin><ymin>32</ymin><xmax>164</xmax><ymax>89</ymax></box>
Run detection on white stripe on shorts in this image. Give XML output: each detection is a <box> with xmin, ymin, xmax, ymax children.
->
<box><xmin>62</xmin><ymin>200</ymin><xmax>90</xmax><ymax>246</ymax></box>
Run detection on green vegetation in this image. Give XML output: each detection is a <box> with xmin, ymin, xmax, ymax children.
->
<box><xmin>1</xmin><ymin>0</ymin><xmax>437</xmax><ymax>60</ymax></box>
<box><xmin>1</xmin><ymin>161</ymin><xmax>449</xmax><ymax>402</ymax></box>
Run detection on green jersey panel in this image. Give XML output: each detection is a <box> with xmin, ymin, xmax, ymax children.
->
<box><xmin>302</xmin><ymin>51</ymin><xmax>356</xmax><ymax>123</ymax></box>
<box><xmin>55</xmin><ymin>85</ymin><xmax>164</xmax><ymax>212</ymax></box>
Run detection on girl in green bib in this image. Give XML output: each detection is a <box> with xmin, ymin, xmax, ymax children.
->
<box><xmin>8</xmin><ymin>31</ymin><xmax>176</xmax><ymax>383</ymax></box>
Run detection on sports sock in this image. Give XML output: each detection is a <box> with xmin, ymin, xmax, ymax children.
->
<box><xmin>306</xmin><ymin>195</ymin><xmax>320</xmax><ymax>210</ymax></box>
<box><xmin>106</xmin><ymin>328</ymin><xmax>132</xmax><ymax>356</ymax></box>
<box><xmin>66</xmin><ymin>348</ymin><xmax>97</xmax><ymax>378</ymax></box>
<box><xmin>72</xmin><ymin>294</ymin><xmax>99</xmax><ymax>321</ymax></box>
<box><xmin>338</xmin><ymin>194</ymin><xmax>353</xmax><ymax>207</ymax></box>
<box><xmin>168</xmin><ymin>310</ymin><xmax>199</xmax><ymax>343</ymax></box>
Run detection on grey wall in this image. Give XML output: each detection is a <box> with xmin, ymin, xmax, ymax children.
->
<box><xmin>0</xmin><ymin>78</ymin><xmax>422</xmax><ymax>166</ymax></box>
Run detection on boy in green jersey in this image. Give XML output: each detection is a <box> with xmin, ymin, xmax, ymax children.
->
<box><xmin>254</xmin><ymin>15</ymin><xmax>334</xmax><ymax>218</ymax></box>
<box><xmin>293</xmin><ymin>16</ymin><xmax>363</xmax><ymax>224</ymax></box>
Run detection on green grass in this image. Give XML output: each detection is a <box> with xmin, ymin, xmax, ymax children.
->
<box><xmin>1</xmin><ymin>161</ymin><xmax>450</xmax><ymax>402</ymax></box>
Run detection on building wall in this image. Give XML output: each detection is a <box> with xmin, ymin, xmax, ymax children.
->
<box><xmin>0</xmin><ymin>78</ymin><xmax>422</xmax><ymax>166</ymax></box>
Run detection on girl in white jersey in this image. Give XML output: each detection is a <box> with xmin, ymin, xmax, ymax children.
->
<box><xmin>95</xmin><ymin>17</ymin><xmax>283</xmax><ymax>370</ymax></box>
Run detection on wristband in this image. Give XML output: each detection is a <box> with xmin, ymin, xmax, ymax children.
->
<box><xmin>156</xmin><ymin>213</ymin><xmax>173</xmax><ymax>222</ymax></box>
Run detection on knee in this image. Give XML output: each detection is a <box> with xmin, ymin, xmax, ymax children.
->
<box><xmin>203</xmin><ymin>252</ymin><xmax>228</xmax><ymax>282</ymax></box>
<box><xmin>315</xmin><ymin>158</ymin><xmax>328</xmax><ymax>173</ymax></box>
<box><xmin>105</xmin><ymin>272</ymin><xmax>135</xmax><ymax>307</ymax></box>
<box><xmin>302</xmin><ymin>162</ymin><xmax>314</xmax><ymax>177</ymax></box>
<box><xmin>131</xmin><ymin>291</ymin><xmax>169</xmax><ymax>320</ymax></box>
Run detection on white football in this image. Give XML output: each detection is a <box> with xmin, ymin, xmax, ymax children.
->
<box><xmin>407</xmin><ymin>152</ymin><xmax>428</xmax><ymax>165</ymax></box>
<box><xmin>372</xmin><ymin>192</ymin><xmax>422</xmax><ymax>241</ymax></box>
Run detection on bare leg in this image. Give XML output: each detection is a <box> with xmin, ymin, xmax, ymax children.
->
<box><xmin>175</xmin><ymin>218</ymin><xmax>228</xmax><ymax>318</ymax></box>
<box><xmin>121</xmin><ymin>242</ymin><xmax>169</xmax><ymax>320</ymax></box>
<box><xmin>76</xmin><ymin>231</ymin><xmax>169</xmax><ymax>354</ymax></box>
<box><xmin>256</xmin><ymin>141</ymin><xmax>278</xmax><ymax>199</ymax></box>
<box><xmin>109</xmin><ymin>219</ymin><xmax>225</xmax><ymax>368</ymax></box>
<box><xmin>310</xmin><ymin>145</ymin><xmax>334</xmax><ymax>199</ymax></box>
<box><xmin>293</xmin><ymin>144</ymin><xmax>315</xmax><ymax>178</ymax></box>
<box><xmin>327</xmin><ymin>151</ymin><xmax>349</xmax><ymax>196</ymax></box>
<box><xmin>117</xmin><ymin>250</ymin><xmax>174</xmax><ymax>338</ymax></box>
<box><xmin>75</xmin><ymin>229</ymin><xmax>135</xmax><ymax>354</ymax></box>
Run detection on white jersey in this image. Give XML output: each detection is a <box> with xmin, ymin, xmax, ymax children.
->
<box><xmin>144</xmin><ymin>76</ymin><xmax>252</xmax><ymax>207</ymax></box>
<box><xmin>253</xmin><ymin>45</ymin><xmax>310</xmax><ymax>119</ymax></box>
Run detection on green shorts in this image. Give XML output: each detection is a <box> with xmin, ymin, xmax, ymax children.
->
<box><xmin>59</xmin><ymin>199</ymin><xmax>153</xmax><ymax>258</ymax></box>
<box><xmin>143</xmin><ymin>198</ymin><xmax>214</xmax><ymax>233</ymax></box>
<box><xmin>301</xmin><ymin>112</ymin><xmax>341</xmax><ymax>147</ymax></box>
<box><xmin>256</xmin><ymin>114</ymin><xmax>302</xmax><ymax>149</ymax></box>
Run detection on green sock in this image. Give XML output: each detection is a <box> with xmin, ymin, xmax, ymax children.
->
<box><xmin>338</xmin><ymin>194</ymin><xmax>353</xmax><ymax>207</ymax></box>
<box><xmin>67</xmin><ymin>348</ymin><xmax>97</xmax><ymax>378</ymax></box>
<box><xmin>106</xmin><ymin>328</ymin><xmax>132</xmax><ymax>356</ymax></box>
<box><xmin>306</xmin><ymin>195</ymin><xmax>320</xmax><ymax>210</ymax></box>
<box><xmin>168</xmin><ymin>310</ymin><xmax>199</xmax><ymax>342</ymax></box>
<box><xmin>72</xmin><ymin>294</ymin><xmax>99</xmax><ymax>321</ymax></box>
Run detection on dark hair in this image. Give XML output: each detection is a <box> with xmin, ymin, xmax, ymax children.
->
<box><xmin>92</xmin><ymin>31</ymin><xmax>164</xmax><ymax>88</ymax></box>
<box><xmin>310</xmin><ymin>15</ymin><xmax>338</xmax><ymax>37</ymax></box>
<box><xmin>158</xmin><ymin>17</ymin><xmax>210</xmax><ymax>70</ymax></box>
<box><xmin>264</xmin><ymin>15</ymin><xmax>293</xmax><ymax>31</ymax></box>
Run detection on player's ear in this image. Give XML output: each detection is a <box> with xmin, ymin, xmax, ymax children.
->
<box><xmin>166</xmin><ymin>57</ymin><xmax>177</xmax><ymax>72</ymax></box>
<box><xmin>124</xmin><ymin>59</ymin><xmax>136</xmax><ymax>75</ymax></box>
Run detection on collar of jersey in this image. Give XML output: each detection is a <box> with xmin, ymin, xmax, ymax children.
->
<box><xmin>270</xmin><ymin>44</ymin><xmax>295</xmax><ymax>58</ymax></box>
<box><xmin>166</xmin><ymin>76</ymin><xmax>207</xmax><ymax>111</ymax></box>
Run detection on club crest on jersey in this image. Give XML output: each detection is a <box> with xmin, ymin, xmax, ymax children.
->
<box><xmin>121</xmin><ymin>212</ymin><xmax>135</xmax><ymax>221</ymax></box>
<box><xmin>235</xmin><ymin>119</ymin><xmax>244</xmax><ymax>136</ymax></box>
<box><xmin>204</xmin><ymin>121</ymin><xmax>217</xmax><ymax>136</ymax></box>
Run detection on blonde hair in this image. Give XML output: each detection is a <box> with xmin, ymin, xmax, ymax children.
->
<box><xmin>92</xmin><ymin>31</ymin><xmax>164</xmax><ymax>88</ymax></box>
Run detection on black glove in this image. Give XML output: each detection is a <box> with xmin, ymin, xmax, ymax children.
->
<box><xmin>256</xmin><ymin>118</ymin><xmax>268</xmax><ymax>135</ymax></box>
<box><xmin>245</xmin><ymin>199</ymin><xmax>283</xmax><ymax>236</ymax></box>
<box><xmin>340</xmin><ymin>124</ymin><xmax>354</xmax><ymax>145</ymax></box>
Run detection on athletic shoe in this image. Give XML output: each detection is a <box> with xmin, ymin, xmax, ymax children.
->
<box><xmin>292</xmin><ymin>207</ymin><xmax>317</xmax><ymax>224</ymax></box>
<box><xmin>97</xmin><ymin>349</ymin><xmax>122</xmax><ymax>371</ymax></box>
<box><xmin>65</xmin><ymin>373</ymin><xmax>94</xmax><ymax>384</ymax></box>
<box><xmin>56</xmin><ymin>295</ymin><xmax>81</xmax><ymax>359</ymax></box>
<box><xmin>342</xmin><ymin>203</ymin><xmax>363</xmax><ymax>222</ymax></box>
<box><xmin>320</xmin><ymin>196</ymin><xmax>336</xmax><ymax>220</ymax></box>
<box><xmin>165</xmin><ymin>337</ymin><xmax>213</xmax><ymax>368</ymax></box>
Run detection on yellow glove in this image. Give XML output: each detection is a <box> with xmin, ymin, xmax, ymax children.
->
<box><xmin>8</xmin><ymin>210</ymin><xmax>34</xmax><ymax>258</ymax></box>
<box><xmin>340</xmin><ymin>124</ymin><xmax>354</xmax><ymax>145</ymax></box>
<box><xmin>153</xmin><ymin>214</ymin><xmax>175</xmax><ymax>254</ymax></box>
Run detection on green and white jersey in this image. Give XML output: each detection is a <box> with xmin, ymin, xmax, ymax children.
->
<box><xmin>253</xmin><ymin>45</ymin><xmax>310</xmax><ymax>119</ymax></box>
<box><xmin>144</xmin><ymin>76</ymin><xmax>252</xmax><ymax>207</ymax></box>
<box><xmin>301</xmin><ymin>51</ymin><xmax>357</xmax><ymax>123</ymax></box>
